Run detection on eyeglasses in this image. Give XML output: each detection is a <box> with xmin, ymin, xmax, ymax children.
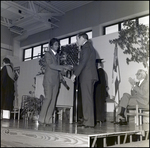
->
<box><xmin>136</xmin><ymin>73</ymin><xmax>141</xmax><ymax>76</ymax></box>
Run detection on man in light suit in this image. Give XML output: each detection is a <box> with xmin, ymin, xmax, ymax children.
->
<box><xmin>38</xmin><ymin>38</ymin><xmax>72</xmax><ymax>125</ymax></box>
<box><xmin>71</xmin><ymin>32</ymin><xmax>98</xmax><ymax>128</ymax></box>
<box><xmin>116</xmin><ymin>69</ymin><xmax>149</xmax><ymax>124</ymax></box>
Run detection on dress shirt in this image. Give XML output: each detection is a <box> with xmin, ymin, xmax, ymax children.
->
<box><xmin>139</xmin><ymin>79</ymin><xmax>144</xmax><ymax>86</ymax></box>
<box><xmin>51</xmin><ymin>49</ymin><xmax>57</xmax><ymax>55</ymax></box>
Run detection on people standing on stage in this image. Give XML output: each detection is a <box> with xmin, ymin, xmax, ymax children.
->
<box><xmin>1</xmin><ymin>57</ymin><xmax>15</xmax><ymax>119</ymax></box>
<box><xmin>71</xmin><ymin>32</ymin><xmax>98</xmax><ymax>128</ymax></box>
<box><xmin>94</xmin><ymin>59</ymin><xmax>108</xmax><ymax>126</ymax></box>
<box><xmin>116</xmin><ymin>69</ymin><xmax>149</xmax><ymax>125</ymax></box>
<box><xmin>38</xmin><ymin>38</ymin><xmax>73</xmax><ymax>125</ymax></box>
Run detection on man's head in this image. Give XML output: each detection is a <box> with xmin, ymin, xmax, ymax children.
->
<box><xmin>135</xmin><ymin>69</ymin><xmax>147</xmax><ymax>80</ymax></box>
<box><xmin>76</xmin><ymin>32</ymin><xmax>88</xmax><ymax>46</ymax></box>
<box><xmin>3</xmin><ymin>58</ymin><xmax>11</xmax><ymax>66</ymax></box>
<box><xmin>96</xmin><ymin>59</ymin><xmax>104</xmax><ymax>69</ymax></box>
<box><xmin>49</xmin><ymin>38</ymin><xmax>60</xmax><ymax>52</ymax></box>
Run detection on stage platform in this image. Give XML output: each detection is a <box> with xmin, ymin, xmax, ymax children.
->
<box><xmin>1</xmin><ymin>119</ymin><xmax>149</xmax><ymax>147</ymax></box>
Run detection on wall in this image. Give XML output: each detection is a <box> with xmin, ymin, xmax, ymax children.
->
<box><xmin>1</xmin><ymin>25</ymin><xmax>14</xmax><ymax>46</ymax></box>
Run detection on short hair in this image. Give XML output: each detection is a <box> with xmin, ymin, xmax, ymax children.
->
<box><xmin>77</xmin><ymin>32</ymin><xmax>88</xmax><ymax>40</ymax></box>
<box><xmin>3</xmin><ymin>58</ymin><xmax>11</xmax><ymax>64</ymax></box>
<box><xmin>136</xmin><ymin>69</ymin><xmax>147</xmax><ymax>79</ymax></box>
<box><xmin>49</xmin><ymin>38</ymin><xmax>60</xmax><ymax>47</ymax></box>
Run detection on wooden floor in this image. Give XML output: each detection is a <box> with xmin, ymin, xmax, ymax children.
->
<box><xmin>1</xmin><ymin>118</ymin><xmax>149</xmax><ymax>147</ymax></box>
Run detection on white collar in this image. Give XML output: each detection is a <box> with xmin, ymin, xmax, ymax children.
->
<box><xmin>82</xmin><ymin>40</ymin><xmax>87</xmax><ymax>46</ymax></box>
<box><xmin>51</xmin><ymin>49</ymin><xmax>57</xmax><ymax>55</ymax></box>
<box><xmin>139</xmin><ymin>79</ymin><xmax>144</xmax><ymax>86</ymax></box>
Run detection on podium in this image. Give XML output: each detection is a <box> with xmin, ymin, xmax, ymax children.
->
<box><xmin>35</xmin><ymin>75</ymin><xmax>74</xmax><ymax>123</ymax></box>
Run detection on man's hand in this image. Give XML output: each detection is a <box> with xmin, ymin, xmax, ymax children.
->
<box><xmin>64</xmin><ymin>65</ymin><xmax>73</xmax><ymax>71</ymax></box>
<box><xmin>71</xmin><ymin>74</ymin><xmax>76</xmax><ymax>82</ymax></box>
<box><xmin>128</xmin><ymin>77</ymin><xmax>136</xmax><ymax>87</ymax></box>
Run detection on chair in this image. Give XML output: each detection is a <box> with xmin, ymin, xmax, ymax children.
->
<box><xmin>10</xmin><ymin>98</ymin><xmax>20</xmax><ymax>120</ymax></box>
<box><xmin>126</xmin><ymin>104</ymin><xmax>149</xmax><ymax>126</ymax></box>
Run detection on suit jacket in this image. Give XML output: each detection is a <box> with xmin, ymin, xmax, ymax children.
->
<box><xmin>74</xmin><ymin>40</ymin><xmax>98</xmax><ymax>83</ymax></box>
<box><xmin>131</xmin><ymin>75</ymin><xmax>149</xmax><ymax>105</ymax></box>
<box><xmin>43</xmin><ymin>49</ymin><xmax>63</xmax><ymax>86</ymax></box>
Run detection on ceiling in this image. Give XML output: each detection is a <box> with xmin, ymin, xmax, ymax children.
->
<box><xmin>1</xmin><ymin>1</ymin><xmax>92</xmax><ymax>40</ymax></box>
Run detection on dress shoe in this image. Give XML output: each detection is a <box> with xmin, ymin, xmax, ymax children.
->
<box><xmin>84</xmin><ymin>125</ymin><xmax>94</xmax><ymax>128</ymax></box>
<box><xmin>118</xmin><ymin>114</ymin><xmax>125</xmax><ymax>119</ymax></box>
<box><xmin>77</xmin><ymin>118</ymin><xmax>84</xmax><ymax>124</ymax></box>
<box><xmin>45</xmin><ymin>123</ymin><xmax>51</xmax><ymax>126</ymax></box>
<box><xmin>120</xmin><ymin>121</ymin><xmax>128</xmax><ymax>125</ymax></box>
<box><xmin>114</xmin><ymin>120</ymin><xmax>127</xmax><ymax>125</ymax></box>
<box><xmin>77</xmin><ymin>124</ymin><xmax>84</xmax><ymax>127</ymax></box>
<box><xmin>117</xmin><ymin>114</ymin><xmax>126</xmax><ymax>122</ymax></box>
<box><xmin>77</xmin><ymin>124</ymin><xmax>94</xmax><ymax>128</ymax></box>
<box><xmin>38</xmin><ymin>121</ymin><xmax>46</xmax><ymax>126</ymax></box>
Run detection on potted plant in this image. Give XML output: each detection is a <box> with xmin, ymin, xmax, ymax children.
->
<box><xmin>21</xmin><ymin>94</ymin><xmax>44</xmax><ymax>120</ymax></box>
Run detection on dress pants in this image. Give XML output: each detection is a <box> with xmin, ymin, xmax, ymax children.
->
<box><xmin>80</xmin><ymin>80</ymin><xmax>95</xmax><ymax>127</ymax></box>
<box><xmin>38</xmin><ymin>80</ymin><xmax>59</xmax><ymax>124</ymax></box>
<box><xmin>119</xmin><ymin>93</ymin><xmax>146</xmax><ymax>109</ymax></box>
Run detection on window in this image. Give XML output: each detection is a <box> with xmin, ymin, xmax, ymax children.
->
<box><xmin>33</xmin><ymin>46</ymin><xmax>41</xmax><ymax>58</ymax></box>
<box><xmin>105</xmin><ymin>24</ymin><xmax>118</xmax><ymax>35</ymax></box>
<box><xmin>43</xmin><ymin>43</ymin><xmax>49</xmax><ymax>53</ymax></box>
<box><xmin>139</xmin><ymin>15</ymin><xmax>149</xmax><ymax>26</ymax></box>
<box><xmin>24</xmin><ymin>48</ymin><xmax>32</xmax><ymax>61</ymax></box>
<box><xmin>71</xmin><ymin>36</ymin><xmax>76</xmax><ymax>44</ymax></box>
<box><xmin>60</xmin><ymin>38</ymin><xmax>69</xmax><ymax>46</ymax></box>
<box><xmin>87</xmin><ymin>31</ymin><xmax>92</xmax><ymax>39</ymax></box>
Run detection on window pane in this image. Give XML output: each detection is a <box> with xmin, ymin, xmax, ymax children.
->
<box><xmin>33</xmin><ymin>46</ymin><xmax>41</xmax><ymax>57</ymax></box>
<box><xmin>25</xmin><ymin>48</ymin><xmax>32</xmax><ymax>58</ymax></box>
<box><xmin>87</xmin><ymin>31</ymin><xmax>92</xmax><ymax>39</ymax></box>
<box><xmin>43</xmin><ymin>43</ymin><xmax>49</xmax><ymax>54</ymax></box>
<box><xmin>139</xmin><ymin>15</ymin><xmax>149</xmax><ymax>26</ymax></box>
<box><xmin>71</xmin><ymin>36</ymin><xmax>76</xmax><ymax>44</ymax></box>
<box><xmin>60</xmin><ymin>38</ymin><xmax>69</xmax><ymax>46</ymax></box>
<box><xmin>105</xmin><ymin>24</ymin><xmax>118</xmax><ymax>34</ymax></box>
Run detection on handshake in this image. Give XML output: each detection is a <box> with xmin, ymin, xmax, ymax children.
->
<box><xmin>61</xmin><ymin>65</ymin><xmax>73</xmax><ymax>78</ymax></box>
<box><xmin>61</xmin><ymin>65</ymin><xmax>76</xmax><ymax>82</ymax></box>
<box><xmin>60</xmin><ymin>65</ymin><xmax>77</xmax><ymax>90</ymax></box>
<box><xmin>60</xmin><ymin>65</ymin><xmax>73</xmax><ymax>90</ymax></box>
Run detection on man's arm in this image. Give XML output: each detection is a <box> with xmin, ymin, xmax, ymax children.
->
<box><xmin>45</xmin><ymin>52</ymin><xmax>72</xmax><ymax>71</ymax></box>
<box><xmin>73</xmin><ymin>44</ymin><xmax>90</xmax><ymax>77</ymax></box>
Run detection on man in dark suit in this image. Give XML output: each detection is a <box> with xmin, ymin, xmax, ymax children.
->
<box><xmin>116</xmin><ymin>69</ymin><xmax>149</xmax><ymax>124</ymax></box>
<box><xmin>71</xmin><ymin>32</ymin><xmax>98</xmax><ymax>128</ymax></box>
<box><xmin>38</xmin><ymin>38</ymin><xmax>72</xmax><ymax>125</ymax></box>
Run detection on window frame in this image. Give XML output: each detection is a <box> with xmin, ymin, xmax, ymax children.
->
<box><xmin>103</xmin><ymin>14</ymin><xmax>149</xmax><ymax>35</ymax></box>
<box><xmin>23</xmin><ymin>30</ymin><xmax>92</xmax><ymax>61</ymax></box>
